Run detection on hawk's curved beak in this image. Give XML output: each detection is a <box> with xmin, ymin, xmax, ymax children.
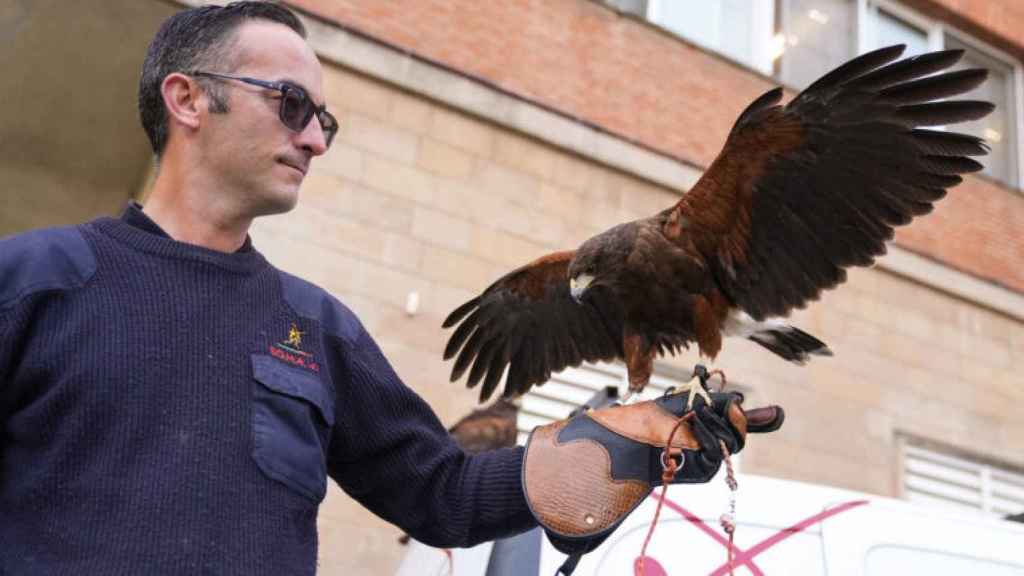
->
<box><xmin>569</xmin><ymin>274</ymin><xmax>593</xmax><ymax>304</ymax></box>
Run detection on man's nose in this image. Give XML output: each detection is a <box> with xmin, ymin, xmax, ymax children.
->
<box><xmin>296</xmin><ymin>116</ymin><xmax>328</xmax><ymax>156</ymax></box>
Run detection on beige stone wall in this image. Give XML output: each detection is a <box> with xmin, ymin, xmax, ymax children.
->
<box><xmin>737</xmin><ymin>266</ymin><xmax>1023</xmax><ymax>495</ymax></box>
<box><xmin>250</xmin><ymin>62</ymin><xmax>1024</xmax><ymax>575</ymax></box>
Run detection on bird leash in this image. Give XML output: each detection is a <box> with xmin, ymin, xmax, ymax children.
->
<box><xmin>636</xmin><ymin>368</ymin><xmax>738</xmax><ymax>576</ymax></box>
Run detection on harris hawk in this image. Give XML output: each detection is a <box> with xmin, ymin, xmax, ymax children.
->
<box><xmin>446</xmin><ymin>398</ymin><xmax>520</xmax><ymax>453</ymax></box>
<box><xmin>443</xmin><ymin>45</ymin><xmax>993</xmax><ymax>406</ymax></box>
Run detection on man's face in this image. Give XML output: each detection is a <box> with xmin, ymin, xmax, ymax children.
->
<box><xmin>200</xmin><ymin>20</ymin><xmax>328</xmax><ymax>218</ymax></box>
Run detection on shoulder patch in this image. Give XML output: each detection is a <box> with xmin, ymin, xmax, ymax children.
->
<box><xmin>277</xmin><ymin>270</ymin><xmax>364</xmax><ymax>343</ymax></box>
<box><xmin>0</xmin><ymin>225</ymin><xmax>97</xmax><ymax>308</ymax></box>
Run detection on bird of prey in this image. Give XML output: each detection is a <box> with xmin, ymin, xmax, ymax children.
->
<box><xmin>443</xmin><ymin>44</ymin><xmax>992</xmax><ymax>406</ymax></box>
<box><xmin>446</xmin><ymin>398</ymin><xmax>520</xmax><ymax>453</ymax></box>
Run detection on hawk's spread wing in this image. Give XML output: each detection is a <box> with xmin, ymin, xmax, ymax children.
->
<box><xmin>675</xmin><ymin>45</ymin><xmax>991</xmax><ymax>321</ymax></box>
<box><xmin>442</xmin><ymin>250</ymin><xmax>624</xmax><ymax>401</ymax></box>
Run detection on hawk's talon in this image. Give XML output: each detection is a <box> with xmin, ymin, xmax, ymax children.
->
<box><xmin>682</xmin><ymin>380</ymin><xmax>713</xmax><ymax>411</ymax></box>
<box><xmin>663</xmin><ymin>364</ymin><xmax>721</xmax><ymax>410</ymax></box>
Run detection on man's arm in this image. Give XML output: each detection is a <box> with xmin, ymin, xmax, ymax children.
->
<box><xmin>325</xmin><ymin>328</ymin><xmax>536</xmax><ymax>548</ymax></box>
<box><xmin>0</xmin><ymin>302</ymin><xmax>24</xmax><ymax>423</ymax></box>
<box><xmin>0</xmin><ymin>226</ymin><xmax>97</xmax><ymax>424</ymax></box>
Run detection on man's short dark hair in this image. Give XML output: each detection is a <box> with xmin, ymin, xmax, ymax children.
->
<box><xmin>138</xmin><ymin>1</ymin><xmax>306</xmax><ymax>157</ymax></box>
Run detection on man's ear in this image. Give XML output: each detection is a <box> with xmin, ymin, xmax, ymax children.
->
<box><xmin>161</xmin><ymin>72</ymin><xmax>204</xmax><ymax>131</ymax></box>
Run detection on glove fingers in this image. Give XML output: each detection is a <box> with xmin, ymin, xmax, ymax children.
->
<box><xmin>690</xmin><ymin>409</ymin><xmax>724</xmax><ymax>462</ymax></box>
<box><xmin>698</xmin><ymin>403</ymin><xmax>744</xmax><ymax>454</ymax></box>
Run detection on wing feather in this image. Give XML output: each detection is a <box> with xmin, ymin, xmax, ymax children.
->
<box><xmin>675</xmin><ymin>44</ymin><xmax>992</xmax><ymax>320</ymax></box>
<box><xmin>894</xmin><ymin>100</ymin><xmax>994</xmax><ymax>126</ymax></box>
<box><xmin>442</xmin><ymin>250</ymin><xmax>624</xmax><ymax>401</ymax></box>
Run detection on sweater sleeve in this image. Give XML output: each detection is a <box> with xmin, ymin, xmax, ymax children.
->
<box><xmin>0</xmin><ymin>298</ymin><xmax>41</xmax><ymax>430</ymax></box>
<box><xmin>0</xmin><ymin>226</ymin><xmax>96</xmax><ymax>421</ymax></box>
<box><xmin>325</xmin><ymin>329</ymin><xmax>537</xmax><ymax>548</ymax></box>
<box><xmin>0</xmin><ymin>301</ymin><xmax>24</xmax><ymax>421</ymax></box>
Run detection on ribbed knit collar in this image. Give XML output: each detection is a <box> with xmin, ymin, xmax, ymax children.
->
<box><xmin>92</xmin><ymin>201</ymin><xmax>268</xmax><ymax>275</ymax></box>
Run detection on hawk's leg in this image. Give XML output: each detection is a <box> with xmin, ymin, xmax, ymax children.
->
<box><xmin>623</xmin><ymin>331</ymin><xmax>656</xmax><ymax>404</ymax></box>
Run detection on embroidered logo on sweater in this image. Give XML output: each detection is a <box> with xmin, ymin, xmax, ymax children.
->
<box><xmin>269</xmin><ymin>323</ymin><xmax>320</xmax><ymax>373</ymax></box>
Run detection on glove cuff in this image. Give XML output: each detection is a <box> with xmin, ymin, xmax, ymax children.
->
<box><xmin>522</xmin><ymin>417</ymin><xmax>652</xmax><ymax>543</ymax></box>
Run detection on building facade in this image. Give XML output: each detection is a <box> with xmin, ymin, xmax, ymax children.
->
<box><xmin>4</xmin><ymin>1</ymin><xmax>1023</xmax><ymax>573</ymax></box>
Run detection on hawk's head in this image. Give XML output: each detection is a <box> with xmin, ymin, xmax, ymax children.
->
<box><xmin>568</xmin><ymin>223</ymin><xmax>634</xmax><ymax>303</ymax></box>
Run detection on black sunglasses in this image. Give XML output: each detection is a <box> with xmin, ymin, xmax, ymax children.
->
<box><xmin>191</xmin><ymin>71</ymin><xmax>338</xmax><ymax>148</ymax></box>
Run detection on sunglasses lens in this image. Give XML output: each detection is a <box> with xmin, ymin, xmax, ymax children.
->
<box><xmin>280</xmin><ymin>84</ymin><xmax>336</xmax><ymax>148</ymax></box>
<box><xmin>280</xmin><ymin>88</ymin><xmax>314</xmax><ymax>131</ymax></box>
<box><xmin>319</xmin><ymin>111</ymin><xmax>338</xmax><ymax>148</ymax></box>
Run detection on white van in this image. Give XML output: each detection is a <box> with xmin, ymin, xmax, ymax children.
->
<box><xmin>395</xmin><ymin>473</ymin><xmax>1024</xmax><ymax>575</ymax></box>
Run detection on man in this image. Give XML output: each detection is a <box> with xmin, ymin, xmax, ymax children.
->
<box><xmin>0</xmin><ymin>3</ymin><xmax>747</xmax><ymax>574</ymax></box>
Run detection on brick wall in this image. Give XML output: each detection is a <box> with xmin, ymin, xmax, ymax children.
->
<box><xmin>287</xmin><ymin>0</ymin><xmax>1024</xmax><ymax>295</ymax></box>
<box><xmin>901</xmin><ymin>0</ymin><xmax>1024</xmax><ymax>61</ymax></box>
<box><xmin>250</xmin><ymin>63</ymin><xmax>1024</xmax><ymax>575</ymax></box>
<box><xmin>896</xmin><ymin>174</ymin><xmax>1024</xmax><ymax>293</ymax></box>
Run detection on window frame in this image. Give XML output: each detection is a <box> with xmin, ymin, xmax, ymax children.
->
<box><xmin>859</xmin><ymin>0</ymin><xmax>943</xmax><ymax>53</ymax></box>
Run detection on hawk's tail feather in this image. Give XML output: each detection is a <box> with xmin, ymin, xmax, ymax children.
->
<box><xmin>748</xmin><ymin>326</ymin><xmax>832</xmax><ymax>364</ymax></box>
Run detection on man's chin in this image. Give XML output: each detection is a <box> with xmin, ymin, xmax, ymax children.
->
<box><xmin>251</xmin><ymin>188</ymin><xmax>301</xmax><ymax>218</ymax></box>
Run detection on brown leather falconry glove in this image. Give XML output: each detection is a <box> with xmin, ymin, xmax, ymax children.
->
<box><xmin>522</xmin><ymin>390</ymin><xmax>783</xmax><ymax>574</ymax></box>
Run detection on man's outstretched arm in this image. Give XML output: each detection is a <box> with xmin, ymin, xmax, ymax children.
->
<box><xmin>325</xmin><ymin>328</ymin><xmax>536</xmax><ymax>548</ymax></box>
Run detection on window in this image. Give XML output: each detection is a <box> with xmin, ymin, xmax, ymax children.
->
<box><xmin>644</xmin><ymin>0</ymin><xmax>1023</xmax><ymax>188</ymax></box>
<box><xmin>864</xmin><ymin>4</ymin><xmax>932</xmax><ymax>57</ymax></box>
<box><xmin>776</xmin><ymin>0</ymin><xmax>857</xmax><ymax>88</ymax></box>
<box><xmin>944</xmin><ymin>35</ymin><xmax>1018</xmax><ymax>188</ymax></box>
<box><xmin>902</xmin><ymin>441</ymin><xmax>1024</xmax><ymax>519</ymax></box>
<box><xmin>647</xmin><ymin>0</ymin><xmax>777</xmax><ymax>75</ymax></box>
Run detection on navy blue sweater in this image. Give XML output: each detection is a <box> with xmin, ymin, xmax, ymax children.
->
<box><xmin>0</xmin><ymin>203</ymin><xmax>534</xmax><ymax>574</ymax></box>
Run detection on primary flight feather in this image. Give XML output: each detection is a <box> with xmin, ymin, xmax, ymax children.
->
<box><xmin>443</xmin><ymin>45</ymin><xmax>992</xmax><ymax>403</ymax></box>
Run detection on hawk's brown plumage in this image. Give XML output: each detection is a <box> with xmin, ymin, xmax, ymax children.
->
<box><xmin>444</xmin><ymin>45</ymin><xmax>993</xmax><ymax>402</ymax></box>
<box><xmin>447</xmin><ymin>398</ymin><xmax>520</xmax><ymax>453</ymax></box>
